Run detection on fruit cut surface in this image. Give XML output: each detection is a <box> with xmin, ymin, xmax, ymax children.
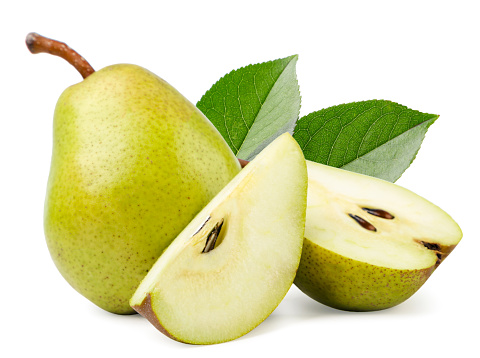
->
<box><xmin>304</xmin><ymin>161</ymin><xmax>461</xmax><ymax>270</ymax></box>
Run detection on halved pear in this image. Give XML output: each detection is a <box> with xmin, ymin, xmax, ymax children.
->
<box><xmin>130</xmin><ymin>133</ymin><xmax>308</xmax><ymax>344</ymax></box>
<box><xmin>294</xmin><ymin>161</ymin><xmax>462</xmax><ymax>311</ymax></box>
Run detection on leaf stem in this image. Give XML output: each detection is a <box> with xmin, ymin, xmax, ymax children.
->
<box><xmin>25</xmin><ymin>32</ymin><xmax>95</xmax><ymax>79</ymax></box>
<box><xmin>238</xmin><ymin>159</ymin><xmax>249</xmax><ymax>168</ymax></box>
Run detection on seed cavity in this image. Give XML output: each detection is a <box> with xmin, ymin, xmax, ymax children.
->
<box><xmin>193</xmin><ymin>216</ymin><xmax>211</xmax><ymax>236</ymax></box>
<box><xmin>202</xmin><ymin>219</ymin><xmax>224</xmax><ymax>253</ymax></box>
<box><xmin>348</xmin><ymin>214</ymin><xmax>377</xmax><ymax>232</ymax></box>
<box><xmin>362</xmin><ymin>207</ymin><xmax>395</xmax><ymax>220</ymax></box>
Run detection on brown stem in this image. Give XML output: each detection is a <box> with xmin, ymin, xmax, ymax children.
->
<box><xmin>238</xmin><ymin>159</ymin><xmax>249</xmax><ymax>168</ymax></box>
<box><xmin>25</xmin><ymin>33</ymin><xmax>95</xmax><ymax>79</ymax></box>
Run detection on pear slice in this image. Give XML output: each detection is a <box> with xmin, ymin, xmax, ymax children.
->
<box><xmin>130</xmin><ymin>133</ymin><xmax>308</xmax><ymax>344</ymax></box>
<box><xmin>294</xmin><ymin>161</ymin><xmax>462</xmax><ymax>311</ymax></box>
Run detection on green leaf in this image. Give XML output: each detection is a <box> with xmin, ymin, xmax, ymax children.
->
<box><xmin>293</xmin><ymin>100</ymin><xmax>438</xmax><ymax>182</ymax></box>
<box><xmin>197</xmin><ymin>55</ymin><xmax>301</xmax><ymax>160</ymax></box>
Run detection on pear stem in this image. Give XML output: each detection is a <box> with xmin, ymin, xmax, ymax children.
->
<box><xmin>25</xmin><ymin>32</ymin><xmax>95</xmax><ymax>79</ymax></box>
<box><xmin>238</xmin><ymin>159</ymin><xmax>249</xmax><ymax>168</ymax></box>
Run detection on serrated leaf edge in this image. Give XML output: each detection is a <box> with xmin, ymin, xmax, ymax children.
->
<box><xmin>197</xmin><ymin>55</ymin><xmax>300</xmax><ymax>156</ymax></box>
<box><xmin>236</xmin><ymin>55</ymin><xmax>301</xmax><ymax>159</ymax></box>
<box><xmin>293</xmin><ymin>99</ymin><xmax>439</xmax><ymax>167</ymax></box>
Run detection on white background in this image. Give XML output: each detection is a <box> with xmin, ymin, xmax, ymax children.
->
<box><xmin>1</xmin><ymin>1</ymin><xmax>479</xmax><ymax>357</ymax></box>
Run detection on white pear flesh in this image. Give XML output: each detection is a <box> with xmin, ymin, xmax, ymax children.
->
<box><xmin>130</xmin><ymin>133</ymin><xmax>308</xmax><ymax>344</ymax></box>
<box><xmin>294</xmin><ymin>161</ymin><xmax>462</xmax><ymax>311</ymax></box>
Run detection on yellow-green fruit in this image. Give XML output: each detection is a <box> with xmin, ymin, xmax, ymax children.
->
<box><xmin>295</xmin><ymin>240</ymin><xmax>435</xmax><ymax>311</ymax></box>
<box><xmin>44</xmin><ymin>64</ymin><xmax>241</xmax><ymax>314</ymax></box>
<box><xmin>294</xmin><ymin>161</ymin><xmax>462</xmax><ymax>311</ymax></box>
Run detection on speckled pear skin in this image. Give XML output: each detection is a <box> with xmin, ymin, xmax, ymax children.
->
<box><xmin>44</xmin><ymin>64</ymin><xmax>241</xmax><ymax>314</ymax></box>
<box><xmin>294</xmin><ymin>238</ymin><xmax>435</xmax><ymax>311</ymax></box>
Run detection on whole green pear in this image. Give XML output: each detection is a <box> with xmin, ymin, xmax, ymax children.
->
<box><xmin>44</xmin><ymin>64</ymin><xmax>241</xmax><ymax>314</ymax></box>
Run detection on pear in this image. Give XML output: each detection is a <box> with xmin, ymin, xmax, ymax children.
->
<box><xmin>28</xmin><ymin>34</ymin><xmax>241</xmax><ymax>314</ymax></box>
<box><xmin>130</xmin><ymin>133</ymin><xmax>308</xmax><ymax>344</ymax></box>
<box><xmin>294</xmin><ymin>161</ymin><xmax>462</xmax><ymax>311</ymax></box>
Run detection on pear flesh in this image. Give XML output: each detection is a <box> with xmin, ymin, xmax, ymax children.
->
<box><xmin>130</xmin><ymin>133</ymin><xmax>308</xmax><ymax>344</ymax></box>
<box><xmin>44</xmin><ymin>64</ymin><xmax>241</xmax><ymax>314</ymax></box>
<box><xmin>294</xmin><ymin>161</ymin><xmax>462</xmax><ymax>311</ymax></box>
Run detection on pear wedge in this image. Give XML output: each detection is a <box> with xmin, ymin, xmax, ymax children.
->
<box><xmin>294</xmin><ymin>161</ymin><xmax>462</xmax><ymax>311</ymax></box>
<box><xmin>130</xmin><ymin>133</ymin><xmax>308</xmax><ymax>344</ymax></box>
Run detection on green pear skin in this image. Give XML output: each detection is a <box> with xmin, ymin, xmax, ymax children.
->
<box><xmin>44</xmin><ymin>64</ymin><xmax>241</xmax><ymax>314</ymax></box>
<box><xmin>294</xmin><ymin>240</ymin><xmax>435</xmax><ymax>311</ymax></box>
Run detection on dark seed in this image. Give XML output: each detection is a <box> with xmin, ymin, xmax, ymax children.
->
<box><xmin>419</xmin><ymin>241</ymin><xmax>440</xmax><ymax>251</ymax></box>
<box><xmin>349</xmin><ymin>214</ymin><xmax>377</xmax><ymax>232</ymax></box>
<box><xmin>362</xmin><ymin>208</ymin><xmax>395</xmax><ymax>220</ymax></box>
<box><xmin>202</xmin><ymin>219</ymin><xmax>224</xmax><ymax>253</ymax></box>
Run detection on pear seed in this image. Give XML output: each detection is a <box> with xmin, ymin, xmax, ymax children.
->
<box><xmin>202</xmin><ymin>219</ymin><xmax>224</xmax><ymax>253</ymax></box>
<box><xmin>419</xmin><ymin>241</ymin><xmax>440</xmax><ymax>251</ymax></box>
<box><xmin>362</xmin><ymin>207</ymin><xmax>394</xmax><ymax>219</ymax></box>
<box><xmin>348</xmin><ymin>214</ymin><xmax>377</xmax><ymax>232</ymax></box>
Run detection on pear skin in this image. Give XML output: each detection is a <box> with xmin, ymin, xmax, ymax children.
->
<box><xmin>44</xmin><ymin>64</ymin><xmax>241</xmax><ymax>314</ymax></box>
<box><xmin>295</xmin><ymin>239</ymin><xmax>436</xmax><ymax>311</ymax></box>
